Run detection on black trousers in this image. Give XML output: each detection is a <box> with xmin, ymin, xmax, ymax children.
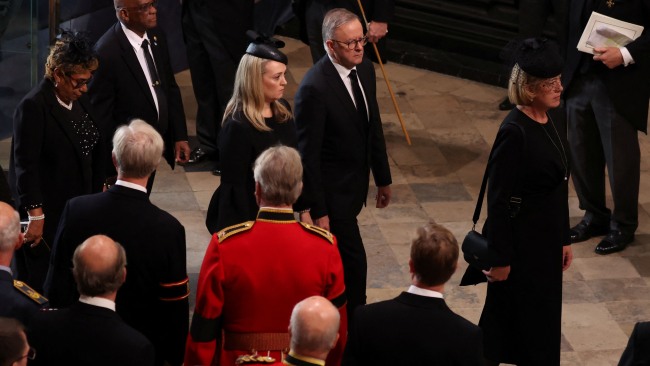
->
<box><xmin>566</xmin><ymin>74</ymin><xmax>640</xmax><ymax>234</ymax></box>
<box><xmin>182</xmin><ymin>1</ymin><xmax>241</xmax><ymax>158</ymax></box>
<box><xmin>329</xmin><ymin>217</ymin><xmax>366</xmax><ymax>327</ymax></box>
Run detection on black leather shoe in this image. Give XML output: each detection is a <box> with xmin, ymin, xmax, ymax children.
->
<box><xmin>188</xmin><ymin>147</ymin><xmax>210</xmax><ymax>164</ymax></box>
<box><xmin>212</xmin><ymin>168</ymin><xmax>221</xmax><ymax>176</ymax></box>
<box><xmin>498</xmin><ymin>97</ymin><xmax>515</xmax><ymax>111</ymax></box>
<box><xmin>569</xmin><ymin>220</ymin><xmax>609</xmax><ymax>243</ymax></box>
<box><xmin>595</xmin><ymin>230</ymin><xmax>634</xmax><ymax>255</ymax></box>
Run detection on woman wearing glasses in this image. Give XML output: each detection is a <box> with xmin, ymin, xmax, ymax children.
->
<box><xmin>461</xmin><ymin>38</ymin><xmax>572</xmax><ymax>366</ymax></box>
<box><xmin>205</xmin><ymin>33</ymin><xmax>297</xmax><ymax>234</ymax></box>
<box><xmin>9</xmin><ymin>31</ymin><xmax>105</xmax><ymax>292</ymax></box>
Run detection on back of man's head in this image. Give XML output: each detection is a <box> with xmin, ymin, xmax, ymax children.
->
<box><xmin>289</xmin><ymin>296</ymin><xmax>340</xmax><ymax>359</ymax></box>
<box><xmin>112</xmin><ymin>119</ymin><xmax>164</xmax><ymax>179</ymax></box>
<box><xmin>0</xmin><ymin>317</ymin><xmax>26</xmax><ymax>366</ymax></box>
<box><xmin>253</xmin><ymin>146</ymin><xmax>303</xmax><ymax>206</ymax></box>
<box><xmin>0</xmin><ymin>202</ymin><xmax>21</xmax><ymax>255</ymax></box>
<box><xmin>72</xmin><ymin>235</ymin><xmax>127</xmax><ymax>298</ymax></box>
<box><xmin>410</xmin><ymin>222</ymin><xmax>459</xmax><ymax>287</ymax></box>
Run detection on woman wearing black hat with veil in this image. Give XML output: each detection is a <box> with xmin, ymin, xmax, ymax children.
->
<box><xmin>205</xmin><ymin>33</ymin><xmax>297</xmax><ymax>234</ymax></box>
<box><xmin>462</xmin><ymin>38</ymin><xmax>573</xmax><ymax>365</ymax></box>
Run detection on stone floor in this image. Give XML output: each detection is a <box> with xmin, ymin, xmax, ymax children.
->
<box><xmin>3</xmin><ymin>36</ymin><xmax>649</xmax><ymax>365</ymax></box>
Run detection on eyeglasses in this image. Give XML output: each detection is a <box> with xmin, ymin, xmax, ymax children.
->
<box><xmin>14</xmin><ymin>347</ymin><xmax>36</xmax><ymax>362</ymax></box>
<box><xmin>118</xmin><ymin>0</ymin><xmax>157</xmax><ymax>13</ymax></box>
<box><xmin>540</xmin><ymin>76</ymin><xmax>562</xmax><ymax>91</ymax></box>
<box><xmin>331</xmin><ymin>36</ymin><xmax>368</xmax><ymax>50</ymax></box>
<box><xmin>66</xmin><ymin>73</ymin><xmax>92</xmax><ymax>89</ymax></box>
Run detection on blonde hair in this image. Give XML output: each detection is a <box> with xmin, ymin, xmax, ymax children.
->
<box><xmin>507</xmin><ymin>64</ymin><xmax>544</xmax><ymax>106</ymax></box>
<box><xmin>222</xmin><ymin>54</ymin><xmax>292</xmax><ymax>132</ymax></box>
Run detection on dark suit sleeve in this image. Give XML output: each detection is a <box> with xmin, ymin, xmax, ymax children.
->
<box><xmin>158</xmin><ymin>223</ymin><xmax>190</xmax><ymax>365</ymax></box>
<box><xmin>156</xmin><ymin>29</ymin><xmax>188</xmax><ymax>143</ymax></box>
<box><xmin>619</xmin><ymin>321</ymin><xmax>650</xmax><ymax>366</ymax></box>
<box><xmin>365</xmin><ymin>0</ymin><xmax>394</xmax><ymax>22</ymax></box>
<box><xmin>295</xmin><ymin>81</ymin><xmax>329</xmax><ymax>218</ymax></box>
<box><xmin>365</xmin><ymin>63</ymin><xmax>392</xmax><ymax>187</ymax></box>
<box><xmin>486</xmin><ymin>123</ymin><xmax>524</xmax><ymax>266</ymax></box>
<box><xmin>44</xmin><ymin>201</ymin><xmax>79</xmax><ymax>307</ymax></box>
<box><xmin>13</xmin><ymin>95</ymin><xmax>46</xmax><ymax>208</ymax></box>
<box><xmin>341</xmin><ymin>305</ymin><xmax>364</xmax><ymax>366</ymax></box>
<box><xmin>459</xmin><ymin>326</ymin><xmax>485</xmax><ymax>366</ymax></box>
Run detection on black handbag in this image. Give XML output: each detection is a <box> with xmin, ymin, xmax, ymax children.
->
<box><xmin>462</xmin><ymin>121</ymin><xmax>524</xmax><ymax>271</ymax></box>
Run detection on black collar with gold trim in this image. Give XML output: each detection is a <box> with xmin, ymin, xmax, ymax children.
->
<box><xmin>283</xmin><ymin>352</ymin><xmax>325</xmax><ymax>366</ymax></box>
<box><xmin>256</xmin><ymin>208</ymin><xmax>295</xmax><ymax>223</ymax></box>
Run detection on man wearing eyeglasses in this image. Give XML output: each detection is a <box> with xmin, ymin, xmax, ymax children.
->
<box><xmin>90</xmin><ymin>0</ymin><xmax>191</xmax><ymax>191</ymax></box>
<box><xmin>294</xmin><ymin>7</ymin><xmax>392</xmax><ymax>327</ymax></box>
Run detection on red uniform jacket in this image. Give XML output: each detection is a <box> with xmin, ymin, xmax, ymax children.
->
<box><xmin>185</xmin><ymin>208</ymin><xmax>347</xmax><ymax>366</ymax></box>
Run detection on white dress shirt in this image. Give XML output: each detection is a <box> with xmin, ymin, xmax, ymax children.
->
<box><xmin>120</xmin><ymin>23</ymin><xmax>160</xmax><ymax>116</ymax></box>
<box><xmin>407</xmin><ymin>284</ymin><xmax>444</xmax><ymax>299</ymax></box>
<box><xmin>79</xmin><ymin>295</ymin><xmax>116</xmax><ymax>311</ymax></box>
<box><xmin>115</xmin><ymin>179</ymin><xmax>148</xmax><ymax>194</ymax></box>
<box><xmin>328</xmin><ymin>55</ymin><xmax>369</xmax><ymax>119</ymax></box>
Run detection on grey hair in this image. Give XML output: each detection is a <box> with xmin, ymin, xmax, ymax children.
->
<box><xmin>73</xmin><ymin>237</ymin><xmax>127</xmax><ymax>297</ymax></box>
<box><xmin>253</xmin><ymin>145</ymin><xmax>303</xmax><ymax>206</ymax></box>
<box><xmin>112</xmin><ymin>119</ymin><xmax>164</xmax><ymax>179</ymax></box>
<box><xmin>322</xmin><ymin>8</ymin><xmax>360</xmax><ymax>53</ymax></box>
<box><xmin>0</xmin><ymin>208</ymin><xmax>20</xmax><ymax>252</ymax></box>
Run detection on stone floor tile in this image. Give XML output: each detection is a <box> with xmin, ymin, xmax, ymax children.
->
<box><xmin>561</xmin><ymin>352</ymin><xmax>583</xmax><ymax>366</ymax></box>
<box><xmin>366</xmin><ymin>288</ymin><xmax>404</xmax><ymax>304</ymax></box>
<box><xmin>370</xmin><ymin>203</ymin><xmax>429</xmax><ymax>224</ymax></box>
<box><xmin>562</xmin><ymin>280</ymin><xmax>598</xmax><ymax>304</ymax></box>
<box><xmin>150</xmin><ymin>191</ymin><xmax>200</xmax><ymax>212</ymax></box>
<box><xmin>171</xmin><ymin>210</ymin><xmax>211</xmax><ymax>251</ymax></box>
<box><xmin>587</xmin><ymin>278</ymin><xmax>650</xmax><ymax>302</ymax></box>
<box><xmin>576</xmin><ymin>349</ymin><xmax>625</xmax><ymax>366</ymax></box>
<box><xmin>378</xmin><ymin>221</ymin><xmax>431</xmax><ymax>245</ymax></box>
<box><xmin>571</xmin><ymin>257</ymin><xmax>641</xmax><ymax>280</ymax></box>
<box><xmin>629</xmin><ymin>255</ymin><xmax>650</xmax><ymax>276</ymax></box>
<box><xmin>421</xmin><ymin>201</ymin><xmax>478</xmax><ymax>223</ymax></box>
<box><xmin>410</xmin><ymin>182</ymin><xmax>472</xmax><ymax>203</ymax></box>
<box><xmin>185</xmin><ymin>171</ymin><xmax>219</xmax><ymax>192</ymax></box>
<box><xmin>604</xmin><ymin>300</ymin><xmax>650</xmax><ymax>324</ymax></box>
<box><xmin>562</xmin><ymin>303</ymin><xmax>629</xmax><ymax>352</ymax></box>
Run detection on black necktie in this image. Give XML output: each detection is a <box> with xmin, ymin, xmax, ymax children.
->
<box><xmin>141</xmin><ymin>39</ymin><xmax>168</xmax><ymax>133</ymax></box>
<box><xmin>349</xmin><ymin>69</ymin><xmax>368</xmax><ymax>123</ymax></box>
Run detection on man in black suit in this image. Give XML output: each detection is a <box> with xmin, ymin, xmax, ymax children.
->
<box><xmin>45</xmin><ymin>119</ymin><xmax>189</xmax><ymax>366</ymax></box>
<box><xmin>30</xmin><ymin>235</ymin><xmax>155</xmax><ymax>366</ymax></box>
<box><xmin>0</xmin><ymin>202</ymin><xmax>47</xmax><ymax>326</ymax></box>
<box><xmin>342</xmin><ymin>222</ymin><xmax>484</xmax><ymax>365</ymax></box>
<box><xmin>294</xmin><ymin>8</ymin><xmax>392</xmax><ymax>325</ymax></box>
<box><xmin>90</xmin><ymin>0</ymin><xmax>190</xmax><ymax>188</ymax></box>
<box><xmin>181</xmin><ymin>0</ymin><xmax>254</xmax><ymax>174</ymax></box>
<box><xmin>563</xmin><ymin>0</ymin><xmax>650</xmax><ymax>255</ymax></box>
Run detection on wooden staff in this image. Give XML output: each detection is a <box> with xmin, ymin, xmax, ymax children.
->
<box><xmin>356</xmin><ymin>0</ymin><xmax>411</xmax><ymax>145</ymax></box>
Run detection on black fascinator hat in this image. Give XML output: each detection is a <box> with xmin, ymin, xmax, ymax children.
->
<box><xmin>503</xmin><ymin>38</ymin><xmax>563</xmax><ymax>79</ymax></box>
<box><xmin>54</xmin><ymin>30</ymin><xmax>98</xmax><ymax>67</ymax></box>
<box><xmin>245</xmin><ymin>30</ymin><xmax>288</xmax><ymax>65</ymax></box>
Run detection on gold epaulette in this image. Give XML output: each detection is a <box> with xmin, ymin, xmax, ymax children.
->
<box><xmin>299</xmin><ymin>222</ymin><xmax>334</xmax><ymax>244</ymax></box>
<box><xmin>217</xmin><ymin>221</ymin><xmax>255</xmax><ymax>243</ymax></box>
<box><xmin>13</xmin><ymin>280</ymin><xmax>48</xmax><ymax>305</ymax></box>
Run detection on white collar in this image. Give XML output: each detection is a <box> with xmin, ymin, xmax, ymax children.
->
<box><xmin>328</xmin><ymin>54</ymin><xmax>358</xmax><ymax>78</ymax></box>
<box><xmin>115</xmin><ymin>179</ymin><xmax>148</xmax><ymax>194</ymax></box>
<box><xmin>120</xmin><ymin>22</ymin><xmax>149</xmax><ymax>50</ymax></box>
<box><xmin>0</xmin><ymin>265</ymin><xmax>11</xmax><ymax>275</ymax></box>
<box><xmin>79</xmin><ymin>295</ymin><xmax>116</xmax><ymax>311</ymax></box>
<box><xmin>55</xmin><ymin>94</ymin><xmax>73</xmax><ymax>110</ymax></box>
<box><xmin>407</xmin><ymin>285</ymin><xmax>444</xmax><ymax>299</ymax></box>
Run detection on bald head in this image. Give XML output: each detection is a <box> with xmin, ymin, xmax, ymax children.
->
<box><xmin>0</xmin><ymin>202</ymin><xmax>21</xmax><ymax>253</ymax></box>
<box><xmin>73</xmin><ymin>235</ymin><xmax>127</xmax><ymax>297</ymax></box>
<box><xmin>289</xmin><ymin>296</ymin><xmax>340</xmax><ymax>358</ymax></box>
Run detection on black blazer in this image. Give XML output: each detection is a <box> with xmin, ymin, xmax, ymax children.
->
<box><xmin>89</xmin><ymin>23</ymin><xmax>188</xmax><ymax>168</ymax></box>
<box><xmin>9</xmin><ymin>79</ymin><xmax>105</xmax><ymax>241</ymax></box>
<box><xmin>45</xmin><ymin>185</ymin><xmax>189</xmax><ymax>366</ymax></box>
<box><xmin>294</xmin><ymin>56</ymin><xmax>391</xmax><ymax>220</ymax></box>
<box><xmin>342</xmin><ymin>292</ymin><xmax>484</xmax><ymax>366</ymax></box>
<box><xmin>0</xmin><ymin>270</ymin><xmax>42</xmax><ymax>326</ymax></box>
<box><xmin>28</xmin><ymin>301</ymin><xmax>155</xmax><ymax>366</ymax></box>
<box><xmin>563</xmin><ymin>0</ymin><xmax>650</xmax><ymax>132</ymax></box>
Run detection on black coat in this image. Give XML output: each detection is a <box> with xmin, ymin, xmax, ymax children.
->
<box><xmin>0</xmin><ymin>270</ymin><xmax>42</xmax><ymax>326</ymax></box>
<box><xmin>89</xmin><ymin>23</ymin><xmax>188</xmax><ymax>169</ymax></box>
<box><xmin>342</xmin><ymin>292</ymin><xmax>484</xmax><ymax>366</ymax></box>
<box><xmin>28</xmin><ymin>301</ymin><xmax>155</xmax><ymax>366</ymax></box>
<box><xmin>563</xmin><ymin>0</ymin><xmax>650</xmax><ymax>132</ymax></box>
<box><xmin>619</xmin><ymin>321</ymin><xmax>650</xmax><ymax>366</ymax></box>
<box><xmin>294</xmin><ymin>56</ymin><xmax>391</xmax><ymax>220</ymax></box>
<box><xmin>44</xmin><ymin>185</ymin><xmax>189</xmax><ymax>366</ymax></box>
<box><xmin>205</xmin><ymin>103</ymin><xmax>297</xmax><ymax>233</ymax></box>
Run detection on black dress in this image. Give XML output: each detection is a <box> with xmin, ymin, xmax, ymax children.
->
<box><xmin>465</xmin><ymin>108</ymin><xmax>570</xmax><ymax>365</ymax></box>
<box><xmin>205</xmin><ymin>101</ymin><xmax>297</xmax><ymax>233</ymax></box>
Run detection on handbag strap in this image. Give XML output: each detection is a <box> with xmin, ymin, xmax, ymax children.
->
<box><xmin>471</xmin><ymin>120</ymin><xmax>527</xmax><ymax>227</ymax></box>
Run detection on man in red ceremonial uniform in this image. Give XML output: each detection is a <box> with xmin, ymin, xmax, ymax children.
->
<box><xmin>185</xmin><ymin>146</ymin><xmax>347</xmax><ymax>366</ymax></box>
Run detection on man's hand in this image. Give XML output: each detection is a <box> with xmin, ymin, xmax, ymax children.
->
<box><xmin>367</xmin><ymin>21</ymin><xmax>388</xmax><ymax>44</ymax></box>
<box><xmin>299</xmin><ymin>211</ymin><xmax>314</xmax><ymax>225</ymax></box>
<box><xmin>562</xmin><ymin>245</ymin><xmax>573</xmax><ymax>271</ymax></box>
<box><xmin>593</xmin><ymin>47</ymin><xmax>624</xmax><ymax>69</ymax></box>
<box><xmin>482</xmin><ymin>266</ymin><xmax>511</xmax><ymax>282</ymax></box>
<box><xmin>314</xmin><ymin>215</ymin><xmax>330</xmax><ymax>232</ymax></box>
<box><xmin>376</xmin><ymin>185</ymin><xmax>391</xmax><ymax>208</ymax></box>
<box><xmin>175</xmin><ymin>141</ymin><xmax>191</xmax><ymax>163</ymax></box>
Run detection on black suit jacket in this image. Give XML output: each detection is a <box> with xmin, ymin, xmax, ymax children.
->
<box><xmin>294</xmin><ymin>56</ymin><xmax>391</xmax><ymax>220</ymax></box>
<box><xmin>90</xmin><ymin>23</ymin><xmax>187</xmax><ymax>169</ymax></box>
<box><xmin>0</xmin><ymin>270</ymin><xmax>42</xmax><ymax>325</ymax></box>
<box><xmin>342</xmin><ymin>292</ymin><xmax>484</xmax><ymax>366</ymax></box>
<box><xmin>45</xmin><ymin>185</ymin><xmax>189</xmax><ymax>366</ymax></box>
<box><xmin>9</xmin><ymin>79</ymin><xmax>105</xmax><ymax>242</ymax></box>
<box><xmin>619</xmin><ymin>321</ymin><xmax>650</xmax><ymax>366</ymax></box>
<box><xmin>563</xmin><ymin>0</ymin><xmax>650</xmax><ymax>132</ymax></box>
<box><xmin>28</xmin><ymin>301</ymin><xmax>155</xmax><ymax>366</ymax></box>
